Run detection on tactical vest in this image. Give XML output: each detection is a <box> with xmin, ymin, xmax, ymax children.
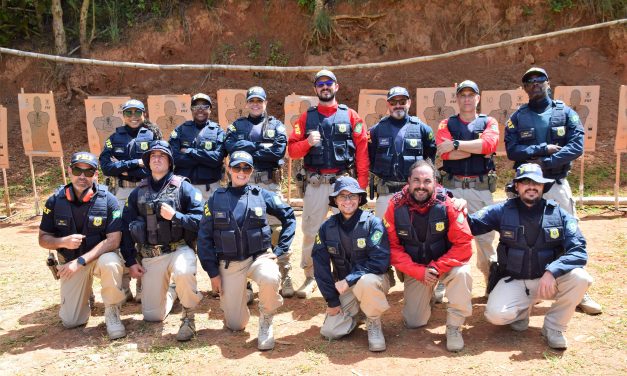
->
<box><xmin>372</xmin><ymin>116</ymin><xmax>426</xmax><ymax>182</ymax></box>
<box><xmin>393</xmin><ymin>190</ymin><xmax>451</xmax><ymax>264</ymax></box>
<box><xmin>136</xmin><ymin>175</ymin><xmax>191</xmax><ymax>246</ymax></box>
<box><xmin>232</xmin><ymin>116</ymin><xmax>282</xmax><ymax>170</ymax></box>
<box><xmin>174</xmin><ymin>121</ymin><xmax>223</xmax><ymax>184</ymax></box>
<box><xmin>52</xmin><ymin>184</ymin><xmax>109</xmax><ymax>263</ymax></box>
<box><xmin>108</xmin><ymin>126</ymin><xmax>154</xmax><ymax>181</ymax></box>
<box><xmin>514</xmin><ymin>100</ymin><xmax>569</xmax><ymax>178</ymax></box>
<box><xmin>442</xmin><ymin>114</ymin><xmax>494</xmax><ymax>176</ymax></box>
<box><xmin>211</xmin><ymin>186</ymin><xmax>272</xmax><ymax>261</ymax></box>
<box><xmin>323</xmin><ymin>211</ymin><xmax>372</xmax><ymax>281</ymax></box>
<box><xmin>303</xmin><ymin>105</ymin><xmax>355</xmax><ymax>170</ymax></box>
<box><xmin>497</xmin><ymin>200</ymin><xmax>565</xmax><ymax>280</ymax></box>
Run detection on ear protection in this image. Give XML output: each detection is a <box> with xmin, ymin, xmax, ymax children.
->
<box><xmin>65</xmin><ymin>185</ymin><xmax>95</xmax><ymax>203</ymax></box>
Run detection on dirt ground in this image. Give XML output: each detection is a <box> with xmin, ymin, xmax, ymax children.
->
<box><xmin>0</xmin><ymin>209</ymin><xmax>625</xmax><ymax>376</ymax></box>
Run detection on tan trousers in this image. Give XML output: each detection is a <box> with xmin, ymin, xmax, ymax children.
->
<box><xmin>449</xmin><ymin>187</ymin><xmax>496</xmax><ymax>282</ymax></box>
<box><xmin>320</xmin><ymin>274</ymin><xmax>390</xmax><ymax>339</ymax></box>
<box><xmin>403</xmin><ymin>264</ymin><xmax>473</xmax><ymax>328</ymax></box>
<box><xmin>193</xmin><ymin>182</ymin><xmax>222</xmax><ymax>203</ymax></box>
<box><xmin>301</xmin><ymin>182</ymin><xmax>338</xmax><ymax>278</ymax></box>
<box><xmin>543</xmin><ymin>178</ymin><xmax>576</xmax><ymax>217</ymax></box>
<box><xmin>374</xmin><ymin>193</ymin><xmax>393</xmax><ymax>219</ymax></box>
<box><xmin>59</xmin><ymin>252</ymin><xmax>125</xmax><ymax>328</ymax></box>
<box><xmin>140</xmin><ymin>245</ymin><xmax>202</xmax><ymax>321</ymax></box>
<box><xmin>219</xmin><ymin>255</ymin><xmax>283</xmax><ymax>331</ymax></box>
<box><xmin>484</xmin><ymin>267</ymin><xmax>592</xmax><ymax>331</ymax></box>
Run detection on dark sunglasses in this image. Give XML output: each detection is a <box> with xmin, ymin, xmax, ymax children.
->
<box><xmin>232</xmin><ymin>164</ymin><xmax>253</xmax><ymax>173</ymax></box>
<box><xmin>315</xmin><ymin>79</ymin><xmax>335</xmax><ymax>88</ymax></box>
<box><xmin>123</xmin><ymin>109</ymin><xmax>144</xmax><ymax>117</ymax></box>
<box><xmin>71</xmin><ymin>166</ymin><xmax>96</xmax><ymax>177</ymax></box>
<box><xmin>524</xmin><ymin>76</ymin><xmax>548</xmax><ymax>84</ymax></box>
<box><xmin>191</xmin><ymin>104</ymin><xmax>211</xmax><ymax>111</ymax></box>
<box><xmin>388</xmin><ymin>99</ymin><xmax>408</xmax><ymax>106</ymax></box>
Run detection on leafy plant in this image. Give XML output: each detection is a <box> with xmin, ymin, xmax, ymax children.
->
<box><xmin>266</xmin><ymin>41</ymin><xmax>289</xmax><ymax>66</ymax></box>
<box><xmin>244</xmin><ymin>37</ymin><xmax>261</xmax><ymax>60</ymax></box>
<box><xmin>549</xmin><ymin>0</ymin><xmax>575</xmax><ymax>13</ymax></box>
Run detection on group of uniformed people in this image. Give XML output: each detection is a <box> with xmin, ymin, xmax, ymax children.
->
<box><xmin>38</xmin><ymin>66</ymin><xmax>601</xmax><ymax>353</ymax></box>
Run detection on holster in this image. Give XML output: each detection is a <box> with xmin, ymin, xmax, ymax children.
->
<box><xmin>129</xmin><ymin>219</ymin><xmax>147</xmax><ymax>245</ymax></box>
<box><xmin>486</xmin><ymin>261</ymin><xmax>506</xmax><ymax>294</ymax></box>
<box><xmin>488</xmin><ymin>171</ymin><xmax>498</xmax><ymax>193</ymax></box>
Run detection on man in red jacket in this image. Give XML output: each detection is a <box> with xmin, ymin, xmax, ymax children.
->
<box><xmin>384</xmin><ymin>160</ymin><xmax>473</xmax><ymax>352</ymax></box>
<box><xmin>288</xmin><ymin>69</ymin><xmax>369</xmax><ymax>299</ymax></box>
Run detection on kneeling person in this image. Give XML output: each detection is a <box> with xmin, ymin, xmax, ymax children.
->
<box><xmin>197</xmin><ymin>151</ymin><xmax>296</xmax><ymax>351</ymax></box>
<box><xmin>313</xmin><ymin>176</ymin><xmax>391</xmax><ymax>352</ymax></box>
<box><xmin>39</xmin><ymin>152</ymin><xmax>126</xmax><ymax>339</ymax></box>
<box><xmin>121</xmin><ymin>141</ymin><xmax>204</xmax><ymax>341</ymax></box>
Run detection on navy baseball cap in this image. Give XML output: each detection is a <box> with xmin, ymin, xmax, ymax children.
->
<box><xmin>513</xmin><ymin>163</ymin><xmax>554</xmax><ymax>184</ymax></box>
<box><xmin>387</xmin><ymin>86</ymin><xmax>410</xmax><ymax>100</ymax></box>
<box><xmin>522</xmin><ymin>67</ymin><xmax>549</xmax><ymax>83</ymax></box>
<box><xmin>328</xmin><ymin>176</ymin><xmax>367</xmax><ymax>208</ymax></box>
<box><xmin>456</xmin><ymin>80</ymin><xmax>480</xmax><ymax>95</ymax></box>
<box><xmin>191</xmin><ymin>93</ymin><xmax>212</xmax><ymax>107</ymax></box>
<box><xmin>70</xmin><ymin>152</ymin><xmax>98</xmax><ymax>169</ymax></box>
<box><xmin>229</xmin><ymin>151</ymin><xmax>254</xmax><ymax>167</ymax></box>
<box><xmin>313</xmin><ymin>69</ymin><xmax>337</xmax><ymax>83</ymax></box>
<box><xmin>122</xmin><ymin>99</ymin><xmax>145</xmax><ymax>112</ymax></box>
<box><xmin>246</xmin><ymin>86</ymin><xmax>267</xmax><ymax>101</ymax></box>
<box><xmin>142</xmin><ymin>140</ymin><xmax>174</xmax><ymax>170</ymax></box>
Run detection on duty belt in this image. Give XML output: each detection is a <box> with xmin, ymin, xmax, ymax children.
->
<box><xmin>305</xmin><ymin>170</ymin><xmax>349</xmax><ymax>186</ymax></box>
<box><xmin>443</xmin><ymin>175</ymin><xmax>490</xmax><ymax>190</ymax></box>
<box><xmin>377</xmin><ymin>180</ymin><xmax>405</xmax><ymax>195</ymax></box>
<box><xmin>139</xmin><ymin>240</ymin><xmax>185</xmax><ymax>259</ymax></box>
<box><xmin>119</xmin><ymin>179</ymin><xmax>141</xmax><ymax>188</ymax></box>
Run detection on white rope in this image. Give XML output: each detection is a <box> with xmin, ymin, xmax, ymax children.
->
<box><xmin>0</xmin><ymin>19</ymin><xmax>624</xmax><ymax>72</ymax></box>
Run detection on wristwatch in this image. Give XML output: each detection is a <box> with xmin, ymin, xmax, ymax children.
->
<box><xmin>453</xmin><ymin>140</ymin><xmax>460</xmax><ymax>150</ymax></box>
<box><xmin>77</xmin><ymin>256</ymin><xmax>86</xmax><ymax>266</ymax></box>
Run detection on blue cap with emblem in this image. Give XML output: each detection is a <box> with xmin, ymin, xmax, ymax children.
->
<box><xmin>191</xmin><ymin>93</ymin><xmax>212</xmax><ymax>107</ymax></box>
<box><xmin>456</xmin><ymin>80</ymin><xmax>480</xmax><ymax>95</ymax></box>
<box><xmin>122</xmin><ymin>99</ymin><xmax>145</xmax><ymax>112</ymax></box>
<box><xmin>387</xmin><ymin>86</ymin><xmax>410</xmax><ymax>100</ymax></box>
<box><xmin>70</xmin><ymin>151</ymin><xmax>99</xmax><ymax>168</ymax></box>
<box><xmin>313</xmin><ymin>69</ymin><xmax>337</xmax><ymax>83</ymax></box>
<box><xmin>328</xmin><ymin>176</ymin><xmax>367</xmax><ymax>207</ymax></box>
<box><xmin>246</xmin><ymin>86</ymin><xmax>267</xmax><ymax>101</ymax></box>
<box><xmin>229</xmin><ymin>151</ymin><xmax>254</xmax><ymax>167</ymax></box>
<box><xmin>510</xmin><ymin>163</ymin><xmax>555</xmax><ymax>193</ymax></box>
<box><xmin>141</xmin><ymin>140</ymin><xmax>174</xmax><ymax>170</ymax></box>
<box><xmin>521</xmin><ymin>67</ymin><xmax>549</xmax><ymax>83</ymax></box>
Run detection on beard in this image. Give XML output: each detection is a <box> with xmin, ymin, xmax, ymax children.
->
<box><xmin>411</xmin><ymin>187</ymin><xmax>433</xmax><ymax>204</ymax></box>
<box><xmin>390</xmin><ymin>109</ymin><xmax>406</xmax><ymax>119</ymax></box>
<box><xmin>520</xmin><ymin>188</ymin><xmax>542</xmax><ymax>206</ymax></box>
<box><xmin>317</xmin><ymin>89</ymin><xmax>336</xmax><ymax>102</ymax></box>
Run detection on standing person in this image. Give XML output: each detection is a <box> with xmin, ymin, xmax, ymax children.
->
<box><xmin>169</xmin><ymin>93</ymin><xmax>226</xmax><ymax>202</ymax></box>
<box><xmin>312</xmin><ymin>176</ymin><xmax>391</xmax><ymax>352</ymax></box>
<box><xmin>121</xmin><ymin>141</ymin><xmax>204</xmax><ymax>342</ymax></box>
<box><xmin>468</xmin><ymin>163</ymin><xmax>593</xmax><ymax>349</ymax></box>
<box><xmin>384</xmin><ymin>160</ymin><xmax>473</xmax><ymax>352</ymax></box>
<box><xmin>39</xmin><ymin>152</ymin><xmax>126</xmax><ymax>339</ymax></box>
<box><xmin>436</xmin><ymin>80</ymin><xmax>499</xmax><ymax>300</ymax></box>
<box><xmin>288</xmin><ymin>69</ymin><xmax>369</xmax><ymax>299</ymax></box>
<box><xmin>197</xmin><ymin>151</ymin><xmax>296</xmax><ymax>351</ymax></box>
<box><xmin>224</xmin><ymin>86</ymin><xmax>293</xmax><ymax>297</ymax></box>
<box><xmin>505</xmin><ymin>67</ymin><xmax>601</xmax><ymax>315</ymax></box>
<box><xmin>368</xmin><ymin>86</ymin><xmax>436</xmax><ymax>218</ymax></box>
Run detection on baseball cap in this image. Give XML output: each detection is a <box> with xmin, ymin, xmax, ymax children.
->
<box><xmin>122</xmin><ymin>99</ymin><xmax>145</xmax><ymax>112</ymax></box>
<box><xmin>521</xmin><ymin>67</ymin><xmax>549</xmax><ymax>83</ymax></box>
<box><xmin>328</xmin><ymin>176</ymin><xmax>367</xmax><ymax>208</ymax></box>
<box><xmin>387</xmin><ymin>86</ymin><xmax>410</xmax><ymax>100</ymax></box>
<box><xmin>191</xmin><ymin>93</ymin><xmax>212</xmax><ymax>107</ymax></box>
<box><xmin>229</xmin><ymin>151</ymin><xmax>254</xmax><ymax>167</ymax></box>
<box><xmin>246</xmin><ymin>86</ymin><xmax>267</xmax><ymax>101</ymax></box>
<box><xmin>313</xmin><ymin>69</ymin><xmax>337</xmax><ymax>83</ymax></box>
<box><xmin>456</xmin><ymin>80</ymin><xmax>480</xmax><ymax>95</ymax></box>
<box><xmin>70</xmin><ymin>152</ymin><xmax>98</xmax><ymax>169</ymax></box>
<box><xmin>141</xmin><ymin>140</ymin><xmax>174</xmax><ymax>170</ymax></box>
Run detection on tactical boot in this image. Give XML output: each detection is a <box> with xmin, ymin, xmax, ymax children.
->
<box><xmin>542</xmin><ymin>325</ymin><xmax>568</xmax><ymax>349</ymax></box>
<box><xmin>176</xmin><ymin>307</ymin><xmax>196</xmax><ymax>342</ymax></box>
<box><xmin>510</xmin><ymin>317</ymin><xmax>530</xmax><ymax>332</ymax></box>
<box><xmin>257</xmin><ymin>312</ymin><xmax>275</xmax><ymax>351</ymax></box>
<box><xmin>578</xmin><ymin>293</ymin><xmax>602</xmax><ymax>315</ymax></box>
<box><xmin>246</xmin><ymin>281</ymin><xmax>254</xmax><ymax>305</ymax></box>
<box><xmin>366</xmin><ymin>317</ymin><xmax>386</xmax><ymax>352</ymax></box>
<box><xmin>104</xmin><ymin>304</ymin><xmax>126</xmax><ymax>340</ymax></box>
<box><xmin>277</xmin><ymin>253</ymin><xmax>294</xmax><ymax>298</ymax></box>
<box><xmin>446</xmin><ymin>325</ymin><xmax>464</xmax><ymax>352</ymax></box>
<box><xmin>295</xmin><ymin>277</ymin><xmax>317</xmax><ymax>299</ymax></box>
<box><xmin>432</xmin><ymin>282</ymin><xmax>446</xmax><ymax>304</ymax></box>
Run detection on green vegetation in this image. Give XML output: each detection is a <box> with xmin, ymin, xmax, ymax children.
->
<box><xmin>266</xmin><ymin>41</ymin><xmax>290</xmax><ymax>66</ymax></box>
<box><xmin>211</xmin><ymin>43</ymin><xmax>234</xmax><ymax>64</ymax></box>
<box><xmin>244</xmin><ymin>37</ymin><xmax>261</xmax><ymax>61</ymax></box>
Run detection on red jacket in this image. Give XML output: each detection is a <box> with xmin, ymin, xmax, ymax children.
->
<box><xmin>383</xmin><ymin>185</ymin><xmax>473</xmax><ymax>281</ymax></box>
<box><xmin>287</xmin><ymin>103</ymin><xmax>369</xmax><ymax>188</ymax></box>
<box><xmin>436</xmin><ymin>115</ymin><xmax>499</xmax><ymax>160</ymax></box>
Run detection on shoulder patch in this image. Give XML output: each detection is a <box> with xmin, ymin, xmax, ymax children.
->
<box><xmin>315</xmin><ymin>233</ymin><xmax>321</xmax><ymax>245</ymax></box>
<box><xmin>294</xmin><ymin>122</ymin><xmax>301</xmax><ymax>135</ymax></box>
<box><xmin>43</xmin><ymin>207</ymin><xmax>51</xmax><ymax>215</ymax></box>
<box><xmin>204</xmin><ymin>202</ymin><xmax>211</xmax><ymax>217</ymax></box>
<box><xmin>506</xmin><ymin>119</ymin><xmax>515</xmax><ymax>129</ymax></box>
<box><xmin>354</xmin><ymin>122</ymin><xmax>363</xmax><ymax>134</ymax></box>
<box><xmin>105</xmin><ymin>139</ymin><xmax>112</xmax><ymax>149</ymax></box>
<box><xmin>382</xmin><ymin>218</ymin><xmax>390</xmax><ymax>228</ymax></box>
<box><xmin>171</xmin><ymin>130</ymin><xmax>178</xmax><ymax>139</ymax></box>
<box><xmin>475</xmin><ymin>208</ymin><xmax>486</xmax><ymax>219</ymax></box>
<box><xmin>277</xmin><ymin>125</ymin><xmax>286</xmax><ymax>134</ymax></box>
<box><xmin>112</xmin><ymin>210</ymin><xmax>121</xmax><ymax>219</ymax></box>
<box><xmin>371</xmin><ymin>230</ymin><xmax>383</xmax><ymax>245</ymax></box>
<box><xmin>194</xmin><ymin>192</ymin><xmax>203</xmax><ymax>203</ymax></box>
<box><xmin>438</xmin><ymin>122</ymin><xmax>447</xmax><ymax>130</ymax></box>
<box><xmin>228</xmin><ymin>124</ymin><xmax>236</xmax><ymax>132</ymax></box>
<box><xmin>569</xmin><ymin>114</ymin><xmax>580</xmax><ymax>124</ymax></box>
<box><xmin>456</xmin><ymin>212</ymin><xmax>465</xmax><ymax>224</ymax></box>
<box><xmin>491</xmin><ymin>123</ymin><xmax>498</xmax><ymax>132</ymax></box>
<box><xmin>566</xmin><ymin>219</ymin><xmax>578</xmax><ymax>235</ymax></box>
<box><xmin>428</xmin><ymin>130</ymin><xmax>434</xmax><ymax>140</ymax></box>
<box><xmin>273</xmin><ymin>195</ymin><xmax>282</xmax><ymax>206</ymax></box>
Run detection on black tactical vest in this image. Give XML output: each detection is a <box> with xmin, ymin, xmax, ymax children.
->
<box><xmin>372</xmin><ymin>116</ymin><xmax>426</xmax><ymax>181</ymax></box>
<box><xmin>323</xmin><ymin>210</ymin><xmax>372</xmax><ymax>281</ymax></box>
<box><xmin>442</xmin><ymin>114</ymin><xmax>494</xmax><ymax>176</ymax></box>
<box><xmin>303</xmin><ymin>105</ymin><xmax>355</xmax><ymax>170</ymax></box>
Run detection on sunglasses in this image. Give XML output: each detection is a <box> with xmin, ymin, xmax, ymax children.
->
<box><xmin>123</xmin><ymin>109</ymin><xmax>144</xmax><ymax>117</ymax></box>
<box><xmin>337</xmin><ymin>193</ymin><xmax>360</xmax><ymax>202</ymax></box>
<box><xmin>388</xmin><ymin>99</ymin><xmax>408</xmax><ymax>106</ymax></box>
<box><xmin>232</xmin><ymin>165</ymin><xmax>253</xmax><ymax>174</ymax></box>
<box><xmin>191</xmin><ymin>104</ymin><xmax>211</xmax><ymax>111</ymax></box>
<box><xmin>71</xmin><ymin>166</ymin><xmax>96</xmax><ymax>177</ymax></box>
<box><xmin>315</xmin><ymin>80</ymin><xmax>335</xmax><ymax>88</ymax></box>
<box><xmin>524</xmin><ymin>76</ymin><xmax>548</xmax><ymax>84</ymax></box>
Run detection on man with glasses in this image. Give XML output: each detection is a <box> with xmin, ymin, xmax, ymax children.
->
<box><xmin>288</xmin><ymin>69</ymin><xmax>369</xmax><ymax>299</ymax></box>
<box><xmin>435</xmin><ymin>80</ymin><xmax>499</xmax><ymax>300</ymax></box>
<box><xmin>467</xmin><ymin>163</ymin><xmax>593</xmax><ymax>350</ymax></box>
<box><xmin>384</xmin><ymin>160</ymin><xmax>473</xmax><ymax>352</ymax></box>
<box><xmin>197</xmin><ymin>151</ymin><xmax>296</xmax><ymax>351</ymax></box>
<box><xmin>505</xmin><ymin>67</ymin><xmax>601</xmax><ymax>315</ymax></box>
<box><xmin>312</xmin><ymin>176</ymin><xmax>391</xmax><ymax>352</ymax></box>
<box><xmin>121</xmin><ymin>141</ymin><xmax>204</xmax><ymax>342</ymax></box>
<box><xmin>39</xmin><ymin>152</ymin><xmax>126</xmax><ymax>340</ymax></box>
<box><xmin>224</xmin><ymin>87</ymin><xmax>294</xmax><ymax>298</ymax></box>
<box><xmin>170</xmin><ymin>93</ymin><xmax>226</xmax><ymax>202</ymax></box>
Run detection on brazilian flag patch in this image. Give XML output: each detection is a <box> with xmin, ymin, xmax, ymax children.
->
<box><xmin>371</xmin><ymin>230</ymin><xmax>383</xmax><ymax>245</ymax></box>
<box><xmin>112</xmin><ymin>210</ymin><xmax>121</xmax><ymax>219</ymax></box>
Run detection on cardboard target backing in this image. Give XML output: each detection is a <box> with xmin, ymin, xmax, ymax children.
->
<box><xmin>18</xmin><ymin>92</ymin><xmax>63</xmax><ymax>157</ymax></box>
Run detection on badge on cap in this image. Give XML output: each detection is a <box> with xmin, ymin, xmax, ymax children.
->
<box><xmin>435</xmin><ymin>222</ymin><xmax>445</xmax><ymax>232</ymax></box>
<box><xmin>357</xmin><ymin>238</ymin><xmax>366</xmax><ymax>249</ymax></box>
